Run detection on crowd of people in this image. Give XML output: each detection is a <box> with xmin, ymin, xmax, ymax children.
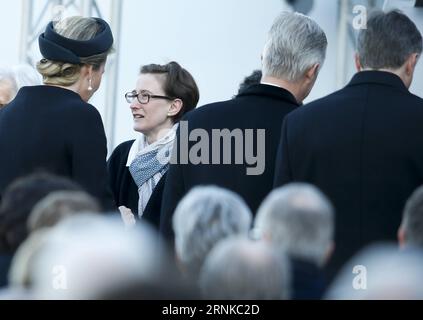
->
<box><xmin>1</xmin><ymin>9</ymin><xmax>423</xmax><ymax>300</ymax></box>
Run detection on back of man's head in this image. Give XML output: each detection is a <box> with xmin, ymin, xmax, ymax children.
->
<box><xmin>357</xmin><ymin>10</ymin><xmax>422</xmax><ymax>71</ymax></box>
<box><xmin>262</xmin><ymin>11</ymin><xmax>327</xmax><ymax>82</ymax></box>
<box><xmin>172</xmin><ymin>186</ymin><xmax>252</xmax><ymax>276</ymax></box>
<box><xmin>326</xmin><ymin>243</ymin><xmax>423</xmax><ymax>300</ymax></box>
<box><xmin>30</xmin><ymin>214</ymin><xmax>166</xmax><ymax>299</ymax></box>
<box><xmin>28</xmin><ymin>190</ymin><xmax>101</xmax><ymax>232</ymax></box>
<box><xmin>199</xmin><ymin>237</ymin><xmax>290</xmax><ymax>300</ymax></box>
<box><xmin>400</xmin><ymin>185</ymin><xmax>423</xmax><ymax>248</ymax></box>
<box><xmin>255</xmin><ymin>183</ymin><xmax>334</xmax><ymax>267</ymax></box>
<box><xmin>0</xmin><ymin>67</ymin><xmax>18</xmax><ymax>108</ymax></box>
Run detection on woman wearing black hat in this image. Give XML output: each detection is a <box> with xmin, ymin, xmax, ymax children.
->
<box><xmin>0</xmin><ymin>16</ymin><xmax>115</xmax><ymax>210</ymax></box>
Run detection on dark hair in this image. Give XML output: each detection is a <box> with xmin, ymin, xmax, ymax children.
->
<box><xmin>237</xmin><ymin>70</ymin><xmax>262</xmax><ymax>95</ymax></box>
<box><xmin>140</xmin><ymin>62</ymin><xmax>200</xmax><ymax>122</ymax></box>
<box><xmin>402</xmin><ymin>185</ymin><xmax>423</xmax><ymax>248</ymax></box>
<box><xmin>0</xmin><ymin>172</ymin><xmax>81</xmax><ymax>253</ymax></box>
<box><xmin>357</xmin><ymin>10</ymin><xmax>422</xmax><ymax>70</ymax></box>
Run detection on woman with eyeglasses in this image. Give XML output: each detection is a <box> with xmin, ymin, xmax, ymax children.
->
<box><xmin>108</xmin><ymin>62</ymin><xmax>199</xmax><ymax>228</ymax></box>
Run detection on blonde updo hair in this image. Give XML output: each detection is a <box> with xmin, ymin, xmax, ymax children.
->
<box><xmin>37</xmin><ymin>16</ymin><xmax>112</xmax><ymax>86</ymax></box>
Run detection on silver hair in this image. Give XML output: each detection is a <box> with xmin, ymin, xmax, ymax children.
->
<box><xmin>326</xmin><ymin>243</ymin><xmax>423</xmax><ymax>300</ymax></box>
<box><xmin>27</xmin><ymin>214</ymin><xmax>164</xmax><ymax>299</ymax></box>
<box><xmin>262</xmin><ymin>11</ymin><xmax>327</xmax><ymax>82</ymax></box>
<box><xmin>254</xmin><ymin>183</ymin><xmax>334</xmax><ymax>266</ymax></box>
<box><xmin>199</xmin><ymin>237</ymin><xmax>291</xmax><ymax>300</ymax></box>
<box><xmin>401</xmin><ymin>185</ymin><xmax>423</xmax><ymax>248</ymax></box>
<box><xmin>0</xmin><ymin>67</ymin><xmax>18</xmax><ymax>95</ymax></box>
<box><xmin>172</xmin><ymin>186</ymin><xmax>252</xmax><ymax>275</ymax></box>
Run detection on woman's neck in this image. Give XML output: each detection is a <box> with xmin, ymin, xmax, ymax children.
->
<box><xmin>145</xmin><ymin>125</ymin><xmax>174</xmax><ymax>145</ymax></box>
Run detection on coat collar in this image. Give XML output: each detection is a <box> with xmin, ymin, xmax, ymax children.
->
<box><xmin>347</xmin><ymin>71</ymin><xmax>409</xmax><ymax>92</ymax></box>
<box><xmin>237</xmin><ymin>84</ymin><xmax>300</xmax><ymax>106</ymax></box>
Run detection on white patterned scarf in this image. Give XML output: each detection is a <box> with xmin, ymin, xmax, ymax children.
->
<box><xmin>127</xmin><ymin>124</ymin><xmax>178</xmax><ymax>217</ymax></box>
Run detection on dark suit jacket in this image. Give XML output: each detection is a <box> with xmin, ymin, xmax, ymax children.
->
<box><xmin>291</xmin><ymin>258</ymin><xmax>326</xmax><ymax>300</ymax></box>
<box><xmin>0</xmin><ymin>86</ymin><xmax>114</xmax><ymax>210</ymax></box>
<box><xmin>0</xmin><ymin>254</ymin><xmax>12</xmax><ymax>288</ymax></box>
<box><xmin>107</xmin><ymin>140</ymin><xmax>166</xmax><ymax>230</ymax></box>
<box><xmin>160</xmin><ymin>84</ymin><xmax>300</xmax><ymax>239</ymax></box>
<box><xmin>274</xmin><ymin>71</ymin><xmax>423</xmax><ymax>278</ymax></box>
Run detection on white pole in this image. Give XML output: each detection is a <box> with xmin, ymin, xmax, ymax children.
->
<box><xmin>336</xmin><ymin>0</ymin><xmax>349</xmax><ymax>89</ymax></box>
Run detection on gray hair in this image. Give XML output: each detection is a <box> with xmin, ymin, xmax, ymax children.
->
<box><xmin>28</xmin><ymin>191</ymin><xmax>101</xmax><ymax>232</ymax></box>
<box><xmin>199</xmin><ymin>237</ymin><xmax>291</xmax><ymax>300</ymax></box>
<box><xmin>254</xmin><ymin>183</ymin><xmax>334</xmax><ymax>266</ymax></box>
<box><xmin>0</xmin><ymin>67</ymin><xmax>18</xmax><ymax>105</ymax></box>
<box><xmin>9</xmin><ymin>229</ymin><xmax>50</xmax><ymax>289</ymax></box>
<box><xmin>172</xmin><ymin>186</ymin><xmax>252</xmax><ymax>275</ymax></box>
<box><xmin>357</xmin><ymin>10</ymin><xmax>422</xmax><ymax>70</ymax></box>
<box><xmin>28</xmin><ymin>214</ymin><xmax>164</xmax><ymax>299</ymax></box>
<box><xmin>326</xmin><ymin>243</ymin><xmax>423</xmax><ymax>300</ymax></box>
<box><xmin>262</xmin><ymin>11</ymin><xmax>327</xmax><ymax>82</ymax></box>
<box><xmin>0</xmin><ymin>68</ymin><xmax>17</xmax><ymax>88</ymax></box>
<box><xmin>401</xmin><ymin>185</ymin><xmax>423</xmax><ymax>248</ymax></box>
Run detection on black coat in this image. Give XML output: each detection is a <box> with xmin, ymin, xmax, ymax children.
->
<box><xmin>0</xmin><ymin>86</ymin><xmax>114</xmax><ymax>210</ymax></box>
<box><xmin>107</xmin><ymin>140</ymin><xmax>166</xmax><ymax>230</ymax></box>
<box><xmin>291</xmin><ymin>258</ymin><xmax>327</xmax><ymax>300</ymax></box>
<box><xmin>274</xmin><ymin>71</ymin><xmax>423</xmax><ymax>278</ymax></box>
<box><xmin>160</xmin><ymin>84</ymin><xmax>300</xmax><ymax>239</ymax></box>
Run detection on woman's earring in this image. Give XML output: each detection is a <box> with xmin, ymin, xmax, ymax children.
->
<box><xmin>88</xmin><ymin>79</ymin><xmax>93</xmax><ymax>91</ymax></box>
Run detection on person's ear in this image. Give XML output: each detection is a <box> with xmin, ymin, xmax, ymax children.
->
<box><xmin>305</xmin><ymin>63</ymin><xmax>320</xmax><ymax>82</ymax></box>
<box><xmin>168</xmin><ymin>98</ymin><xmax>183</xmax><ymax>117</ymax></box>
<box><xmin>398</xmin><ymin>225</ymin><xmax>407</xmax><ymax>249</ymax></box>
<box><xmin>405</xmin><ymin>53</ymin><xmax>419</xmax><ymax>77</ymax></box>
<box><xmin>355</xmin><ymin>53</ymin><xmax>362</xmax><ymax>72</ymax></box>
<box><xmin>323</xmin><ymin>242</ymin><xmax>335</xmax><ymax>266</ymax></box>
<box><xmin>80</xmin><ymin>64</ymin><xmax>93</xmax><ymax>77</ymax></box>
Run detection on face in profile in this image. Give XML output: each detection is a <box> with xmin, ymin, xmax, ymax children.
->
<box><xmin>129</xmin><ymin>73</ymin><xmax>175</xmax><ymax>138</ymax></box>
<box><xmin>0</xmin><ymin>79</ymin><xmax>16</xmax><ymax>108</ymax></box>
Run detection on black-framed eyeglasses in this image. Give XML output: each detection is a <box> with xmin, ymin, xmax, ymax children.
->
<box><xmin>125</xmin><ymin>90</ymin><xmax>175</xmax><ymax>104</ymax></box>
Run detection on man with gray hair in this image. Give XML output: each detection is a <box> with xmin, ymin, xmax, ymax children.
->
<box><xmin>0</xmin><ymin>65</ymin><xmax>41</xmax><ymax>109</ymax></box>
<box><xmin>0</xmin><ymin>68</ymin><xmax>17</xmax><ymax>109</ymax></box>
<box><xmin>173</xmin><ymin>186</ymin><xmax>252</xmax><ymax>279</ymax></box>
<box><xmin>199</xmin><ymin>237</ymin><xmax>291</xmax><ymax>300</ymax></box>
<box><xmin>326</xmin><ymin>244</ymin><xmax>423</xmax><ymax>300</ymax></box>
<box><xmin>255</xmin><ymin>183</ymin><xmax>334</xmax><ymax>299</ymax></box>
<box><xmin>160</xmin><ymin>12</ymin><xmax>327</xmax><ymax>240</ymax></box>
<box><xmin>274</xmin><ymin>10</ymin><xmax>423</xmax><ymax>280</ymax></box>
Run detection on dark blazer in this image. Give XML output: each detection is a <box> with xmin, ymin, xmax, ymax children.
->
<box><xmin>107</xmin><ymin>140</ymin><xmax>166</xmax><ymax>230</ymax></box>
<box><xmin>0</xmin><ymin>86</ymin><xmax>114</xmax><ymax>210</ymax></box>
<box><xmin>160</xmin><ymin>84</ymin><xmax>300</xmax><ymax>239</ymax></box>
<box><xmin>0</xmin><ymin>254</ymin><xmax>12</xmax><ymax>288</ymax></box>
<box><xmin>291</xmin><ymin>258</ymin><xmax>326</xmax><ymax>300</ymax></box>
<box><xmin>274</xmin><ymin>71</ymin><xmax>423</xmax><ymax>278</ymax></box>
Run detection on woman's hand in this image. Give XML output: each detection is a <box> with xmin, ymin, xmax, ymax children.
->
<box><xmin>119</xmin><ymin>206</ymin><xmax>136</xmax><ymax>228</ymax></box>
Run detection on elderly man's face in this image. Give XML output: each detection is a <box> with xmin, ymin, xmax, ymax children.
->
<box><xmin>0</xmin><ymin>79</ymin><xmax>16</xmax><ymax>108</ymax></box>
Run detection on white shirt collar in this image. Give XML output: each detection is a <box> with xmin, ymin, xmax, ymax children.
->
<box><xmin>260</xmin><ymin>81</ymin><xmax>283</xmax><ymax>88</ymax></box>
